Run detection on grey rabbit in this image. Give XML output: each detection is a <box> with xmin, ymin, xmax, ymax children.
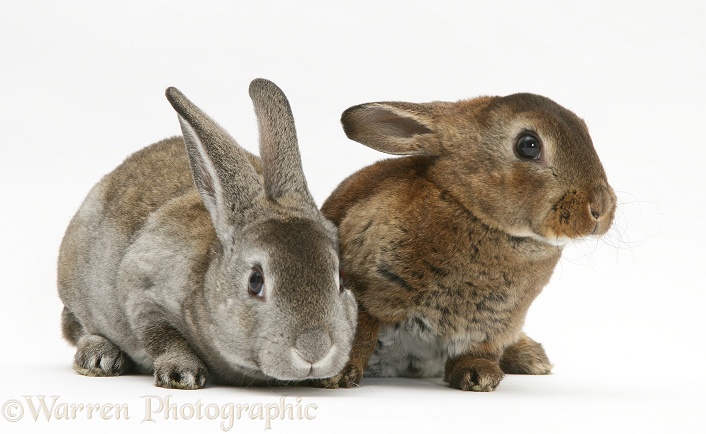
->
<box><xmin>57</xmin><ymin>79</ymin><xmax>357</xmax><ymax>389</ymax></box>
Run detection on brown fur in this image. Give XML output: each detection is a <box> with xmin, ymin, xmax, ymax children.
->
<box><xmin>320</xmin><ymin>93</ymin><xmax>615</xmax><ymax>391</ymax></box>
<box><xmin>445</xmin><ymin>355</ymin><xmax>505</xmax><ymax>392</ymax></box>
<box><xmin>102</xmin><ymin>138</ymin><xmax>195</xmax><ymax>236</ymax></box>
<box><xmin>499</xmin><ymin>333</ymin><xmax>552</xmax><ymax>375</ymax></box>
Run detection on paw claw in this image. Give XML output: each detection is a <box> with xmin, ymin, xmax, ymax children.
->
<box><xmin>73</xmin><ymin>335</ymin><xmax>130</xmax><ymax>377</ymax></box>
<box><xmin>446</xmin><ymin>359</ymin><xmax>504</xmax><ymax>392</ymax></box>
<box><xmin>153</xmin><ymin>354</ymin><xmax>207</xmax><ymax>390</ymax></box>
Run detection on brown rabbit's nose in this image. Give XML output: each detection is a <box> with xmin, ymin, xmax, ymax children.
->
<box><xmin>589</xmin><ymin>205</ymin><xmax>601</xmax><ymax>220</ymax></box>
<box><xmin>588</xmin><ymin>185</ymin><xmax>616</xmax><ymax>234</ymax></box>
<box><xmin>589</xmin><ymin>186</ymin><xmax>615</xmax><ymax>218</ymax></box>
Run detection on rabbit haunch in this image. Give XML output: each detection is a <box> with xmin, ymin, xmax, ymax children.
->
<box><xmin>58</xmin><ymin>79</ymin><xmax>357</xmax><ymax>389</ymax></box>
<box><xmin>321</xmin><ymin>92</ymin><xmax>616</xmax><ymax>391</ymax></box>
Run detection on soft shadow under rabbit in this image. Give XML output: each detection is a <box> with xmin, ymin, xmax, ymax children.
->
<box><xmin>320</xmin><ymin>93</ymin><xmax>616</xmax><ymax>391</ymax></box>
<box><xmin>57</xmin><ymin>79</ymin><xmax>357</xmax><ymax>389</ymax></box>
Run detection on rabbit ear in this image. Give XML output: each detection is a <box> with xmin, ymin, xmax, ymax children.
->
<box><xmin>248</xmin><ymin>79</ymin><xmax>316</xmax><ymax>208</ymax></box>
<box><xmin>341</xmin><ymin>102</ymin><xmax>441</xmax><ymax>156</ymax></box>
<box><xmin>166</xmin><ymin>87</ymin><xmax>263</xmax><ymax>242</ymax></box>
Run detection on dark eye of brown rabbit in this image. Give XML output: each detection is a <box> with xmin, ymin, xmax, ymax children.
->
<box><xmin>248</xmin><ymin>268</ymin><xmax>265</xmax><ymax>297</ymax></box>
<box><xmin>515</xmin><ymin>134</ymin><xmax>542</xmax><ymax>160</ymax></box>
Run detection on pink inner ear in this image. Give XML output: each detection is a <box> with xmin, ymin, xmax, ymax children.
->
<box><xmin>364</xmin><ymin>107</ymin><xmax>432</xmax><ymax>138</ymax></box>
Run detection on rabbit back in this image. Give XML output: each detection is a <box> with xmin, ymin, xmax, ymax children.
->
<box><xmin>58</xmin><ymin>138</ymin><xmax>217</xmax><ymax>370</ymax></box>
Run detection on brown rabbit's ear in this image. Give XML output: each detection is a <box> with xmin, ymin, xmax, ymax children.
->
<box><xmin>341</xmin><ymin>102</ymin><xmax>441</xmax><ymax>156</ymax></box>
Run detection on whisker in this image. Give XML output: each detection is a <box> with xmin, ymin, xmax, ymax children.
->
<box><xmin>557</xmin><ymin>191</ymin><xmax>659</xmax><ymax>269</ymax></box>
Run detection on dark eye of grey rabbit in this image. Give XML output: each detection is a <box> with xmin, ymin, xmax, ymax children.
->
<box><xmin>248</xmin><ymin>268</ymin><xmax>265</xmax><ymax>297</ymax></box>
<box><xmin>515</xmin><ymin>133</ymin><xmax>542</xmax><ymax>160</ymax></box>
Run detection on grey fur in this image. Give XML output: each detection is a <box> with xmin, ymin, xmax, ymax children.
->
<box><xmin>58</xmin><ymin>79</ymin><xmax>357</xmax><ymax>389</ymax></box>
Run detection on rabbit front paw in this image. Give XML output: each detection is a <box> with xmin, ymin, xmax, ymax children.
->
<box><xmin>153</xmin><ymin>353</ymin><xmax>208</xmax><ymax>390</ymax></box>
<box><xmin>316</xmin><ymin>363</ymin><xmax>364</xmax><ymax>389</ymax></box>
<box><xmin>73</xmin><ymin>335</ymin><xmax>131</xmax><ymax>377</ymax></box>
<box><xmin>445</xmin><ymin>358</ymin><xmax>504</xmax><ymax>392</ymax></box>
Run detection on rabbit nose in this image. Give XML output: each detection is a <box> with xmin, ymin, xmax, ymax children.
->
<box><xmin>294</xmin><ymin>327</ymin><xmax>332</xmax><ymax>364</ymax></box>
<box><xmin>587</xmin><ymin>185</ymin><xmax>616</xmax><ymax>236</ymax></box>
<box><xmin>589</xmin><ymin>205</ymin><xmax>601</xmax><ymax>220</ymax></box>
<box><xmin>588</xmin><ymin>185</ymin><xmax>615</xmax><ymax>220</ymax></box>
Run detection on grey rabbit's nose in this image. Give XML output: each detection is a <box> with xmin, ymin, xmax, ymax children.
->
<box><xmin>294</xmin><ymin>327</ymin><xmax>333</xmax><ymax>364</ymax></box>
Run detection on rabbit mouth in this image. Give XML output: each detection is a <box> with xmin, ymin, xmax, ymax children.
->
<box><xmin>536</xmin><ymin>187</ymin><xmax>616</xmax><ymax>243</ymax></box>
<box><xmin>288</xmin><ymin>345</ymin><xmax>341</xmax><ymax>379</ymax></box>
<box><xmin>258</xmin><ymin>344</ymin><xmax>343</xmax><ymax>381</ymax></box>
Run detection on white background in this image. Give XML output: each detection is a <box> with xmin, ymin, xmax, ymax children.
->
<box><xmin>1</xmin><ymin>1</ymin><xmax>705</xmax><ymax>433</ymax></box>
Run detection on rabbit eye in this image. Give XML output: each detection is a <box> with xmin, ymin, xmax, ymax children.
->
<box><xmin>515</xmin><ymin>134</ymin><xmax>542</xmax><ymax>160</ymax></box>
<box><xmin>248</xmin><ymin>268</ymin><xmax>265</xmax><ymax>297</ymax></box>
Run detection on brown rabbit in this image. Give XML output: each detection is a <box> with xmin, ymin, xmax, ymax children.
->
<box><xmin>319</xmin><ymin>93</ymin><xmax>616</xmax><ymax>391</ymax></box>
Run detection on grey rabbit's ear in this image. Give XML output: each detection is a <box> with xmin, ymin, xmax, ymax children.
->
<box><xmin>166</xmin><ymin>87</ymin><xmax>263</xmax><ymax>243</ymax></box>
<box><xmin>249</xmin><ymin>78</ymin><xmax>316</xmax><ymax>209</ymax></box>
<box><xmin>341</xmin><ymin>102</ymin><xmax>442</xmax><ymax>156</ymax></box>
